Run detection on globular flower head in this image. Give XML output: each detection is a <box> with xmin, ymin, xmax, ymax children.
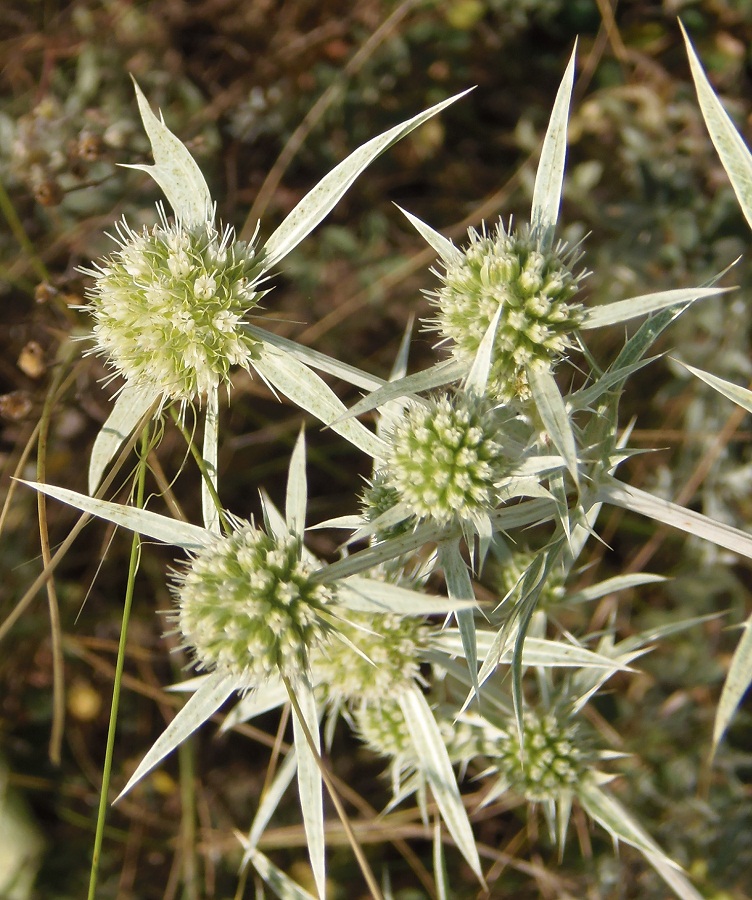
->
<box><xmin>488</xmin><ymin>709</ymin><xmax>591</xmax><ymax>803</ymax></box>
<box><xmin>312</xmin><ymin>611</ymin><xmax>429</xmax><ymax>705</ymax></box>
<box><xmin>84</xmin><ymin>211</ymin><xmax>265</xmax><ymax>404</ymax></box>
<box><xmin>172</xmin><ymin>519</ymin><xmax>336</xmax><ymax>685</ymax></box>
<box><xmin>429</xmin><ymin>220</ymin><xmax>586</xmax><ymax>403</ymax></box>
<box><xmin>381</xmin><ymin>391</ymin><xmax>508</xmax><ymax>529</ymax></box>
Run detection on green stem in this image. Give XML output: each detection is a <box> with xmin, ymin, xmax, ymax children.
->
<box><xmin>170</xmin><ymin>407</ymin><xmax>229</xmax><ymax>532</ymax></box>
<box><xmin>87</xmin><ymin>428</ymin><xmax>150</xmax><ymax>900</ymax></box>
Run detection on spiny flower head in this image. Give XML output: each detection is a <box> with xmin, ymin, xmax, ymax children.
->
<box><xmin>311</xmin><ymin>611</ymin><xmax>429</xmax><ymax>705</ymax></box>
<box><xmin>429</xmin><ymin>220</ymin><xmax>586</xmax><ymax>402</ymax></box>
<box><xmin>489</xmin><ymin>710</ymin><xmax>591</xmax><ymax>802</ymax></box>
<box><xmin>495</xmin><ymin>550</ymin><xmax>566</xmax><ymax>610</ymax></box>
<box><xmin>172</xmin><ymin>520</ymin><xmax>336</xmax><ymax>685</ymax></box>
<box><xmin>382</xmin><ymin>391</ymin><xmax>508</xmax><ymax>528</ymax></box>
<box><xmin>84</xmin><ymin>211</ymin><xmax>265</xmax><ymax>404</ymax></box>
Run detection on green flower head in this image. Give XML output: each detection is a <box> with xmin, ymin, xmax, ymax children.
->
<box><xmin>382</xmin><ymin>391</ymin><xmax>508</xmax><ymax>529</ymax></box>
<box><xmin>84</xmin><ymin>211</ymin><xmax>265</xmax><ymax>404</ymax></box>
<box><xmin>172</xmin><ymin>519</ymin><xmax>336</xmax><ymax>685</ymax></box>
<box><xmin>429</xmin><ymin>220</ymin><xmax>586</xmax><ymax>402</ymax></box>
<box><xmin>492</xmin><ymin>710</ymin><xmax>591</xmax><ymax>802</ymax></box>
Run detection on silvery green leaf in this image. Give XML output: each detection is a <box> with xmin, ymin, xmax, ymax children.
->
<box><xmin>117</xmin><ymin>673</ymin><xmax>236</xmax><ymax>801</ymax></box>
<box><xmin>714</xmin><ymin>614</ymin><xmax>752</xmax><ymax>754</ymax></box>
<box><xmin>21</xmin><ymin>480</ymin><xmax>211</xmax><ymax>551</ymax></box>
<box><xmin>88</xmin><ymin>382</ymin><xmax>157</xmax><ymax>494</ymax></box>
<box><xmin>286</xmin><ymin>428</ymin><xmax>308</xmax><ymax>538</ymax></box>
<box><xmin>531</xmin><ymin>43</ymin><xmax>577</xmax><ymax>250</ymax></box>
<box><xmin>0</xmin><ymin>754</ymin><xmax>44</xmax><ymax>900</ymax></box>
<box><xmin>340</xmin><ymin>359</ymin><xmax>466</xmax><ymax>424</ymax></box>
<box><xmin>396</xmin><ymin>205</ymin><xmax>463</xmax><ymax>266</ymax></box>
<box><xmin>569</xmin><ymin>357</ymin><xmax>658</xmax><ymax>411</ymax></box>
<box><xmin>166</xmin><ymin>673</ymin><xmax>212</xmax><ymax>692</ymax></box>
<box><xmin>567</xmin><ymin>573</ymin><xmax>666</xmax><ymax>605</ymax></box>
<box><xmin>254</xmin><ymin>343</ymin><xmax>387</xmax><ymax>459</ymax></box>
<box><xmin>288</xmin><ymin>675</ymin><xmax>325</xmax><ymax>900</ymax></box>
<box><xmin>246</xmin><ymin>849</ymin><xmax>318</xmax><ymax>900</ymax></box>
<box><xmin>434</xmin><ymin>819</ymin><xmax>450</xmax><ymax>900</ymax></box>
<box><xmin>464</xmin><ymin>307</ymin><xmax>501</xmax><ymax>397</ymax></box>
<box><xmin>597</xmin><ymin>475</ymin><xmax>752</xmax><ymax>560</ymax></box>
<box><xmin>460</xmin><ymin>633</ymin><xmax>637</xmax><ymax>671</ymax></box>
<box><xmin>245</xmin><ymin>748</ymin><xmax>299</xmax><ymax>853</ymax></box>
<box><xmin>577</xmin><ymin>780</ymin><xmax>702</xmax><ymax>899</ymax></box>
<box><xmin>307</xmin><ymin>513</ymin><xmax>364</xmax><ymax>531</ymax></box>
<box><xmin>202</xmin><ymin>386</ymin><xmax>220</xmax><ymax>534</ymax></box>
<box><xmin>377</xmin><ymin>320</ymin><xmax>415</xmax><ymax>439</ymax></box>
<box><xmin>678</xmin><ymin>360</ymin><xmax>752</xmax><ymax>413</ymax></box>
<box><xmin>339</xmin><ymin>576</ymin><xmax>476</xmax><ymax>615</ymax></box>
<box><xmin>126</xmin><ymin>80</ymin><xmax>212</xmax><ymax>228</ymax></box>
<box><xmin>220</xmin><ymin>676</ymin><xmax>287</xmax><ymax>732</ymax></box>
<box><xmin>340</xmin><ymin>501</ymin><xmax>413</xmax><ymax>547</ymax></box>
<box><xmin>580</xmin><ymin>287</ymin><xmax>728</xmax><ymax>330</ymax></box>
<box><xmin>682</xmin><ymin>22</ymin><xmax>752</xmax><ymax>232</ymax></box>
<box><xmin>244</xmin><ymin>325</ymin><xmax>384</xmax><ymax>392</ymax></box>
<box><xmin>314</xmin><ymin>519</ymin><xmax>452</xmax><ymax>582</ymax></box>
<box><xmin>390</xmin><ymin>317</ymin><xmax>414</xmax><ymax>382</ymax></box>
<box><xmin>399</xmin><ymin>687</ymin><xmax>484</xmax><ymax>882</ymax></box>
<box><xmin>526</xmin><ymin>364</ymin><xmax>578</xmax><ymax>486</ymax></box>
<box><xmin>262</xmin><ymin>89</ymin><xmax>473</xmax><ymax>270</ymax></box>
<box><xmin>562</xmin><ymin>572</ymin><xmax>668</xmax><ymax>604</ymax></box>
<box><xmin>440</xmin><ymin>540</ymin><xmax>479</xmax><ymax>696</ymax></box>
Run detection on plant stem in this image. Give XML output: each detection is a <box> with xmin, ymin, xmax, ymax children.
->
<box><xmin>87</xmin><ymin>428</ymin><xmax>149</xmax><ymax>900</ymax></box>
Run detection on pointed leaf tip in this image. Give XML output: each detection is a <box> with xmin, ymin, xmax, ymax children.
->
<box><xmin>128</xmin><ymin>78</ymin><xmax>212</xmax><ymax>228</ymax></box>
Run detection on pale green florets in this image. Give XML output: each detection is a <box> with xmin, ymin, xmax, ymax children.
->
<box><xmin>430</xmin><ymin>221</ymin><xmax>585</xmax><ymax>402</ymax></box>
<box><xmin>85</xmin><ymin>213</ymin><xmax>264</xmax><ymax>403</ymax></box>
<box><xmin>311</xmin><ymin>612</ymin><xmax>429</xmax><ymax>704</ymax></box>
<box><xmin>354</xmin><ymin>697</ymin><xmax>414</xmax><ymax>759</ymax></box>
<box><xmin>173</xmin><ymin>524</ymin><xmax>335</xmax><ymax>684</ymax></box>
<box><xmin>492</xmin><ymin>711</ymin><xmax>589</xmax><ymax>801</ymax></box>
<box><xmin>382</xmin><ymin>392</ymin><xmax>507</xmax><ymax>527</ymax></box>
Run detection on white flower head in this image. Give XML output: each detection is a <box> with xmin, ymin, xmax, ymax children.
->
<box><xmin>84</xmin><ymin>212</ymin><xmax>264</xmax><ymax>405</ymax></box>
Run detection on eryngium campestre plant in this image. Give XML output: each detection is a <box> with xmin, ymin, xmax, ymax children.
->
<box><xmin>84</xmin><ymin>211</ymin><xmax>264</xmax><ymax>405</ymax></box>
<box><xmin>429</xmin><ymin>221</ymin><xmax>586</xmax><ymax>402</ymax></box>
<box><xmin>173</xmin><ymin>521</ymin><xmax>335</xmax><ymax>684</ymax></box>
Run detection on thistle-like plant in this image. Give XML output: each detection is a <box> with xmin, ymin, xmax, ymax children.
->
<box><xmin>23</xmin><ymin>430</ymin><xmax>477</xmax><ymax>896</ymax></box>
<box><xmin>84</xmin><ymin>80</ymin><xmax>468</xmax><ymax>533</ymax></box>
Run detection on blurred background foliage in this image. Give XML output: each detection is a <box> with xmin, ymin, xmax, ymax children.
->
<box><xmin>1</xmin><ymin>0</ymin><xmax>752</xmax><ymax>897</ymax></box>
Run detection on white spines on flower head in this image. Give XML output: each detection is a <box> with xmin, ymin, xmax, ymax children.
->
<box><xmin>84</xmin><ymin>211</ymin><xmax>265</xmax><ymax>408</ymax></box>
<box><xmin>311</xmin><ymin>610</ymin><xmax>429</xmax><ymax>706</ymax></box>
